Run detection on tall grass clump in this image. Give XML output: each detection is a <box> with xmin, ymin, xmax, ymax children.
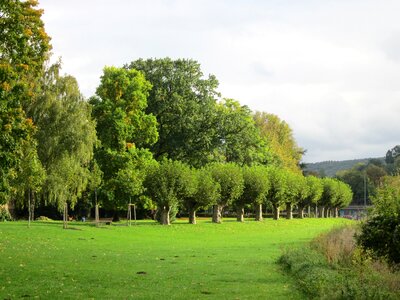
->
<box><xmin>278</xmin><ymin>225</ymin><xmax>400</xmax><ymax>299</ymax></box>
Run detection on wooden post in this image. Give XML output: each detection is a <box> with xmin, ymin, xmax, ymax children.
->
<box><xmin>95</xmin><ymin>188</ymin><xmax>99</xmax><ymax>227</ymax></box>
<box><xmin>127</xmin><ymin>203</ymin><xmax>131</xmax><ymax>227</ymax></box>
<box><xmin>134</xmin><ymin>204</ymin><xmax>137</xmax><ymax>225</ymax></box>
<box><xmin>28</xmin><ymin>189</ymin><xmax>31</xmax><ymax>228</ymax></box>
<box><xmin>63</xmin><ymin>202</ymin><xmax>68</xmax><ymax>229</ymax></box>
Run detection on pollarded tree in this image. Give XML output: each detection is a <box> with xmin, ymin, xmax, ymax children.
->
<box><xmin>235</xmin><ymin>165</ymin><xmax>270</xmax><ymax>222</ymax></box>
<box><xmin>90</xmin><ymin>67</ymin><xmax>158</xmax><ymax>218</ymax></box>
<box><xmin>297</xmin><ymin>176</ymin><xmax>323</xmax><ymax>218</ymax></box>
<box><xmin>144</xmin><ymin>159</ymin><xmax>191</xmax><ymax>225</ymax></box>
<box><xmin>208</xmin><ymin>162</ymin><xmax>244</xmax><ymax>223</ymax></box>
<box><xmin>182</xmin><ymin>168</ymin><xmax>220</xmax><ymax>224</ymax></box>
<box><xmin>126</xmin><ymin>58</ymin><xmax>220</xmax><ymax>167</ymax></box>
<box><xmin>332</xmin><ymin>181</ymin><xmax>352</xmax><ymax>217</ymax></box>
<box><xmin>284</xmin><ymin>171</ymin><xmax>308</xmax><ymax>219</ymax></box>
<box><xmin>265</xmin><ymin>166</ymin><xmax>287</xmax><ymax>220</ymax></box>
<box><xmin>319</xmin><ymin>178</ymin><xmax>339</xmax><ymax>218</ymax></box>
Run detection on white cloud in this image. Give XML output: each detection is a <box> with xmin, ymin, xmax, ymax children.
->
<box><xmin>39</xmin><ymin>0</ymin><xmax>400</xmax><ymax>162</ymax></box>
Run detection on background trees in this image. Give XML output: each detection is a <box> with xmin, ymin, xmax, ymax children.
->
<box><xmin>125</xmin><ymin>58</ymin><xmax>220</xmax><ymax>167</ymax></box>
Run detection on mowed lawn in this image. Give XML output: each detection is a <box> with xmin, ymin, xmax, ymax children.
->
<box><xmin>0</xmin><ymin>218</ymin><xmax>351</xmax><ymax>299</ymax></box>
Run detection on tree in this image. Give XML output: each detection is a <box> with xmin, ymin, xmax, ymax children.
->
<box><xmin>265</xmin><ymin>166</ymin><xmax>287</xmax><ymax>220</ymax></box>
<box><xmin>215</xmin><ymin>99</ymin><xmax>269</xmax><ymax>166</ymax></box>
<box><xmin>298</xmin><ymin>176</ymin><xmax>323</xmax><ymax>218</ymax></box>
<box><xmin>253</xmin><ymin>112</ymin><xmax>304</xmax><ymax>172</ymax></box>
<box><xmin>90</xmin><ymin>67</ymin><xmax>158</xmax><ymax>219</ymax></box>
<box><xmin>144</xmin><ymin>160</ymin><xmax>191</xmax><ymax>225</ymax></box>
<box><xmin>284</xmin><ymin>172</ymin><xmax>308</xmax><ymax>219</ymax></box>
<box><xmin>235</xmin><ymin>165</ymin><xmax>269</xmax><ymax>222</ymax></box>
<box><xmin>182</xmin><ymin>168</ymin><xmax>220</xmax><ymax>224</ymax></box>
<box><xmin>319</xmin><ymin>178</ymin><xmax>339</xmax><ymax>218</ymax></box>
<box><xmin>333</xmin><ymin>181</ymin><xmax>352</xmax><ymax>217</ymax></box>
<box><xmin>208</xmin><ymin>163</ymin><xmax>244</xmax><ymax>223</ymax></box>
<box><xmin>356</xmin><ymin>176</ymin><xmax>400</xmax><ymax>265</ymax></box>
<box><xmin>0</xmin><ymin>0</ymin><xmax>51</xmax><ymax>204</ymax></box>
<box><xmin>126</xmin><ymin>58</ymin><xmax>220</xmax><ymax>167</ymax></box>
<box><xmin>28</xmin><ymin>63</ymin><xmax>97</xmax><ymax>228</ymax></box>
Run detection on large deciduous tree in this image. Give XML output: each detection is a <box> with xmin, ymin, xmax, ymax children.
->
<box><xmin>254</xmin><ymin>112</ymin><xmax>304</xmax><ymax>172</ymax></box>
<box><xmin>90</xmin><ymin>67</ymin><xmax>158</xmax><ymax>219</ymax></box>
<box><xmin>265</xmin><ymin>166</ymin><xmax>287</xmax><ymax>220</ymax></box>
<box><xmin>216</xmin><ymin>99</ymin><xmax>269</xmax><ymax>166</ymax></box>
<box><xmin>0</xmin><ymin>0</ymin><xmax>51</xmax><ymax>204</ymax></box>
<box><xmin>125</xmin><ymin>58</ymin><xmax>220</xmax><ymax>167</ymax></box>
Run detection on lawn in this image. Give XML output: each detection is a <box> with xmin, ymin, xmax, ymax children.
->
<box><xmin>0</xmin><ymin>218</ymin><xmax>351</xmax><ymax>299</ymax></box>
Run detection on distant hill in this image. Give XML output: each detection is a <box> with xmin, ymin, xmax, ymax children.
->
<box><xmin>305</xmin><ymin>158</ymin><xmax>385</xmax><ymax>177</ymax></box>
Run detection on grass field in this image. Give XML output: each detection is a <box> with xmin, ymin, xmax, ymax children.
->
<box><xmin>0</xmin><ymin>218</ymin><xmax>351</xmax><ymax>299</ymax></box>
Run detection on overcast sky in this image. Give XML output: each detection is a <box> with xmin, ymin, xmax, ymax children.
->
<box><xmin>38</xmin><ymin>0</ymin><xmax>400</xmax><ymax>163</ymax></box>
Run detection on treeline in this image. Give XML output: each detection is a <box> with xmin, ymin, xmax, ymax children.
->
<box><xmin>0</xmin><ymin>1</ymin><xmax>352</xmax><ymax>226</ymax></box>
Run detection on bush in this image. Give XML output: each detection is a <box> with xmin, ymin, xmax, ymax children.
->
<box><xmin>279</xmin><ymin>226</ymin><xmax>400</xmax><ymax>299</ymax></box>
<box><xmin>356</xmin><ymin>214</ymin><xmax>400</xmax><ymax>266</ymax></box>
<box><xmin>0</xmin><ymin>206</ymin><xmax>12</xmax><ymax>221</ymax></box>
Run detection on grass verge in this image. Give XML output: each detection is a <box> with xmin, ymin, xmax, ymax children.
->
<box><xmin>278</xmin><ymin>225</ymin><xmax>400</xmax><ymax>299</ymax></box>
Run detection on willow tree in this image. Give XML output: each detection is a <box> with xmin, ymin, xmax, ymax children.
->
<box><xmin>29</xmin><ymin>64</ymin><xmax>97</xmax><ymax>228</ymax></box>
<box><xmin>208</xmin><ymin>162</ymin><xmax>244</xmax><ymax>223</ymax></box>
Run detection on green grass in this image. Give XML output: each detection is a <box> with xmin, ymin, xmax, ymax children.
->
<box><xmin>0</xmin><ymin>218</ymin><xmax>351</xmax><ymax>299</ymax></box>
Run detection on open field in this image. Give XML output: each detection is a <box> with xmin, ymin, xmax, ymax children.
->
<box><xmin>0</xmin><ymin>218</ymin><xmax>351</xmax><ymax>299</ymax></box>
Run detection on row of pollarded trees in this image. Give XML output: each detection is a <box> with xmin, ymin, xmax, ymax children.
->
<box><xmin>144</xmin><ymin>160</ymin><xmax>353</xmax><ymax>225</ymax></box>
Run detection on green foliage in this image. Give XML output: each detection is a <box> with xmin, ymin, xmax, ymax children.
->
<box><xmin>0</xmin><ymin>0</ymin><xmax>51</xmax><ymax>204</ymax></box>
<box><xmin>237</xmin><ymin>165</ymin><xmax>269</xmax><ymax>208</ymax></box>
<box><xmin>306</xmin><ymin>158</ymin><xmax>377</xmax><ymax>178</ymax></box>
<box><xmin>254</xmin><ymin>111</ymin><xmax>303</xmax><ymax>172</ymax></box>
<box><xmin>27</xmin><ymin>63</ymin><xmax>97</xmax><ymax>211</ymax></box>
<box><xmin>216</xmin><ymin>99</ymin><xmax>269</xmax><ymax>166</ymax></box>
<box><xmin>144</xmin><ymin>159</ymin><xmax>191</xmax><ymax>223</ymax></box>
<box><xmin>279</xmin><ymin>226</ymin><xmax>400</xmax><ymax>299</ymax></box>
<box><xmin>357</xmin><ymin>176</ymin><xmax>400</xmax><ymax>265</ymax></box>
<box><xmin>265</xmin><ymin>166</ymin><xmax>287</xmax><ymax>208</ymax></box>
<box><xmin>126</xmin><ymin>58</ymin><xmax>220</xmax><ymax>167</ymax></box>
<box><xmin>90</xmin><ymin>66</ymin><xmax>158</xmax><ymax>211</ymax></box>
<box><xmin>298</xmin><ymin>176</ymin><xmax>323</xmax><ymax>208</ymax></box>
<box><xmin>207</xmin><ymin>162</ymin><xmax>244</xmax><ymax>207</ymax></box>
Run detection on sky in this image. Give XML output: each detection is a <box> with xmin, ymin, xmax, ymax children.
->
<box><xmin>38</xmin><ymin>0</ymin><xmax>400</xmax><ymax>163</ymax></box>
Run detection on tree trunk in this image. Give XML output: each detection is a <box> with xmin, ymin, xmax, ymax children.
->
<box><xmin>324</xmin><ymin>208</ymin><xmax>329</xmax><ymax>218</ymax></box>
<box><xmin>236</xmin><ymin>206</ymin><xmax>244</xmax><ymax>222</ymax></box>
<box><xmin>319</xmin><ymin>206</ymin><xmax>325</xmax><ymax>218</ymax></box>
<box><xmin>63</xmin><ymin>203</ymin><xmax>68</xmax><ymax>229</ymax></box>
<box><xmin>298</xmin><ymin>205</ymin><xmax>305</xmax><ymax>219</ymax></box>
<box><xmin>307</xmin><ymin>205</ymin><xmax>311</xmax><ymax>217</ymax></box>
<box><xmin>212</xmin><ymin>205</ymin><xmax>222</xmax><ymax>223</ymax></box>
<box><xmin>161</xmin><ymin>206</ymin><xmax>170</xmax><ymax>225</ymax></box>
<box><xmin>254</xmin><ymin>203</ymin><xmax>263</xmax><ymax>221</ymax></box>
<box><xmin>286</xmin><ymin>202</ymin><xmax>293</xmax><ymax>219</ymax></box>
<box><xmin>31</xmin><ymin>191</ymin><xmax>35</xmax><ymax>222</ymax></box>
<box><xmin>28</xmin><ymin>189</ymin><xmax>31</xmax><ymax>228</ymax></box>
<box><xmin>334</xmin><ymin>207</ymin><xmax>338</xmax><ymax>218</ymax></box>
<box><xmin>273</xmin><ymin>204</ymin><xmax>280</xmax><ymax>220</ymax></box>
<box><xmin>188</xmin><ymin>208</ymin><xmax>196</xmax><ymax>224</ymax></box>
<box><xmin>315</xmin><ymin>205</ymin><xmax>318</xmax><ymax>218</ymax></box>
